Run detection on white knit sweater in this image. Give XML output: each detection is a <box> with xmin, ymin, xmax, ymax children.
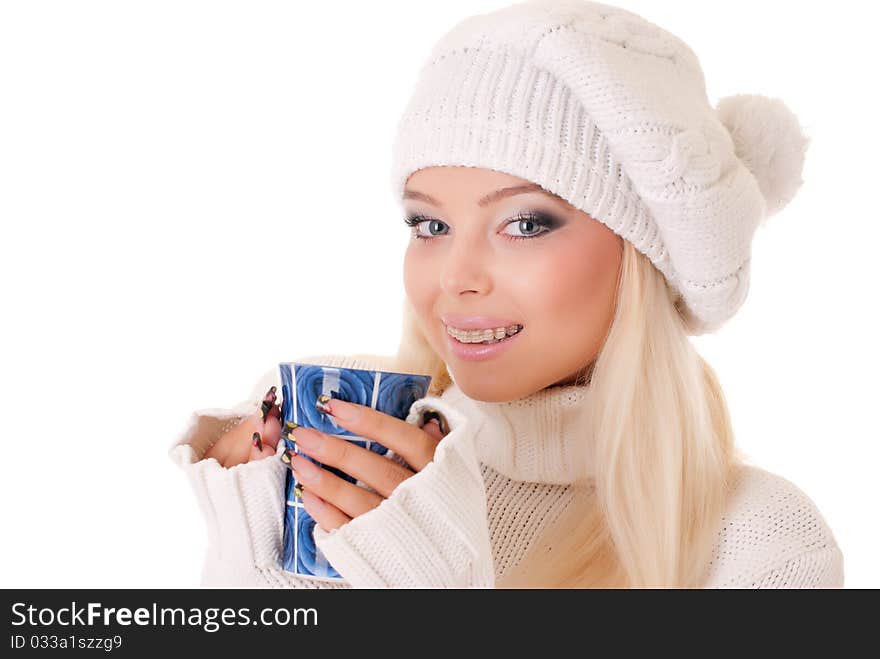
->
<box><xmin>168</xmin><ymin>352</ymin><xmax>844</xmax><ymax>588</ymax></box>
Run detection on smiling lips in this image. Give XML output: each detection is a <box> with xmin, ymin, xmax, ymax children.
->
<box><xmin>444</xmin><ymin>322</ymin><xmax>525</xmax><ymax>361</ymax></box>
<box><xmin>438</xmin><ymin>313</ymin><xmax>525</xmax><ymax>360</ymax></box>
<box><xmin>446</xmin><ymin>324</ymin><xmax>523</xmax><ymax>343</ymax></box>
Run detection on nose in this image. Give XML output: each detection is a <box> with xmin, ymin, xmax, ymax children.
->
<box><xmin>439</xmin><ymin>236</ymin><xmax>493</xmax><ymax>298</ymax></box>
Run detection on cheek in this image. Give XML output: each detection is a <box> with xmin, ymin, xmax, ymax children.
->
<box><xmin>526</xmin><ymin>238</ymin><xmax>618</xmax><ymax>328</ymax></box>
<box><xmin>403</xmin><ymin>246</ymin><xmax>432</xmax><ymax>315</ymax></box>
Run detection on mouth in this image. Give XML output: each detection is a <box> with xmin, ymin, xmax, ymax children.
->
<box><xmin>444</xmin><ymin>323</ymin><xmax>524</xmax><ymax>345</ymax></box>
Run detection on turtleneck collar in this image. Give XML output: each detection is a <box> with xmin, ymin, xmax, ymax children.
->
<box><xmin>436</xmin><ymin>378</ymin><xmax>593</xmax><ymax>485</ymax></box>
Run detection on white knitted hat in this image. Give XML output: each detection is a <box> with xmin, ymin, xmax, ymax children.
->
<box><xmin>389</xmin><ymin>0</ymin><xmax>810</xmax><ymax>334</ymax></box>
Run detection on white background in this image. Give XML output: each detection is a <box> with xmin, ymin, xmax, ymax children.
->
<box><xmin>1</xmin><ymin>0</ymin><xmax>877</xmax><ymax>588</ymax></box>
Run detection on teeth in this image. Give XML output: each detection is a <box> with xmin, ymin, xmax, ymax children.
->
<box><xmin>446</xmin><ymin>324</ymin><xmax>523</xmax><ymax>344</ymax></box>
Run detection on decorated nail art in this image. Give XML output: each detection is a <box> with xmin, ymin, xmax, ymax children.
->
<box><xmin>421</xmin><ymin>408</ymin><xmax>450</xmax><ymax>435</ymax></box>
<box><xmin>261</xmin><ymin>386</ymin><xmax>278</xmax><ymax>422</ymax></box>
<box><xmin>282</xmin><ymin>420</ymin><xmax>300</xmax><ymax>440</ymax></box>
<box><xmin>252</xmin><ymin>432</ymin><xmax>262</xmax><ymax>451</ymax></box>
<box><xmin>315</xmin><ymin>394</ymin><xmax>332</xmax><ymax>415</ymax></box>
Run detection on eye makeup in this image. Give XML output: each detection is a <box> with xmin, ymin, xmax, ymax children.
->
<box><xmin>403</xmin><ymin>209</ymin><xmax>564</xmax><ymax>242</ymax></box>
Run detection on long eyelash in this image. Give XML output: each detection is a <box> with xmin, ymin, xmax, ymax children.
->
<box><xmin>403</xmin><ymin>213</ymin><xmax>442</xmax><ymax>242</ymax></box>
<box><xmin>505</xmin><ymin>211</ymin><xmax>557</xmax><ymax>241</ymax></box>
<box><xmin>403</xmin><ymin>211</ymin><xmax>558</xmax><ymax>242</ymax></box>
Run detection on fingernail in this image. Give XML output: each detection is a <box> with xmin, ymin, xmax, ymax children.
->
<box><xmin>260</xmin><ymin>386</ymin><xmax>278</xmax><ymax>422</ymax></box>
<box><xmin>421</xmin><ymin>408</ymin><xmax>450</xmax><ymax>435</ymax></box>
<box><xmin>282</xmin><ymin>420</ymin><xmax>300</xmax><ymax>440</ymax></box>
<box><xmin>315</xmin><ymin>394</ymin><xmax>332</xmax><ymax>415</ymax></box>
<box><xmin>293</xmin><ymin>484</ymin><xmax>304</xmax><ymax>499</ymax></box>
<box><xmin>252</xmin><ymin>432</ymin><xmax>262</xmax><ymax>451</ymax></box>
<box><xmin>281</xmin><ymin>448</ymin><xmax>297</xmax><ymax>464</ymax></box>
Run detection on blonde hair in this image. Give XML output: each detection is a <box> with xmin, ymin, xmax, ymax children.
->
<box><xmin>391</xmin><ymin>240</ymin><xmax>748</xmax><ymax>588</ymax></box>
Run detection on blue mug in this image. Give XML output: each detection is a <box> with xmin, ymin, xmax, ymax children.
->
<box><xmin>278</xmin><ymin>362</ymin><xmax>432</xmax><ymax>581</ymax></box>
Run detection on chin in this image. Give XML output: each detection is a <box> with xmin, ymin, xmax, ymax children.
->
<box><xmin>451</xmin><ymin>371</ymin><xmax>533</xmax><ymax>403</ymax></box>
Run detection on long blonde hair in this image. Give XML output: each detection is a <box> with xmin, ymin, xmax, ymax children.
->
<box><xmin>392</xmin><ymin>239</ymin><xmax>747</xmax><ymax>588</ymax></box>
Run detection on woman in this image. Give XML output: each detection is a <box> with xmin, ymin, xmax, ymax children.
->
<box><xmin>168</xmin><ymin>0</ymin><xmax>843</xmax><ymax>588</ymax></box>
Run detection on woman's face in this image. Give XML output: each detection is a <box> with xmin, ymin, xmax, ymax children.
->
<box><xmin>403</xmin><ymin>166</ymin><xmax>623</xmax><ymax>402</ymax></box>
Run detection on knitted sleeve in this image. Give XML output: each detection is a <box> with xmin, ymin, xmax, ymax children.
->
<box><xmin>167</xmin><ymin>352</ymin><xmax>400</xmax><ymax>589</ymax></box>
<box><xmin>312</xmin><ymin>396</ymin><xmax>495</xmax><ymax>588</ymax></box>
<box><xmin>169</xmin><ymin>352</ymin><xmax>496</xmax><ymax>588</ymax></box>
<box><xmin>170</xmin><ymin>428</ymin><xmax>350</xmax><ymax>589</ymax></box>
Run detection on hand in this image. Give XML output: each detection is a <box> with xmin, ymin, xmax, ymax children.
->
<box><xmin>286</xmin><ymin>397</ymin><xmax>448</xmax><ymax>533</ymax></box>
<box><xmin>204</xmin><ymin>386</ymin><xmax>283</xmax><ymax>468</ymax></box>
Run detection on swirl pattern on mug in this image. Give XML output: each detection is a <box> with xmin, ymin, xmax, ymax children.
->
<box><xmin>277</xmin><ymin>362</ymin><xmax>432</xmax><ymax>580</ymax></box>
<box><xmin>370</xmin><ymin>372</ymin><xmax>432</xmax><ymax>455</ymax></box>
<box><xmin>297</xmin><ymin>365</ymin><xmax>374</xmax><ymax>435</ymax></box>
<box><xmin>296</xmin><ymin>505</ymin><xmax>342</xmax><ymax>579</ymax></box>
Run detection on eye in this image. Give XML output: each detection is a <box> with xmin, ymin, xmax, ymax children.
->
<box><xmin>402</xmin><ymin>210</ymin><xmax>561</xmax><ymax>242</ymax></box>
<box><xmin>403</xmin><ymin>214</ymin><xmax>448</xmax><ymax>241</ymax></box>
<box><xmin>501</xmin><ymin>211</ymin><xmax>558</xmax><ymax>241</ymax></box>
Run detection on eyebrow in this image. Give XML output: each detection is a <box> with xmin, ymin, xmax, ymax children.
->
<box><xmin>402</xmin><ymin>183</ymin><xmax>551</xmax><ymax>208</ymax></box>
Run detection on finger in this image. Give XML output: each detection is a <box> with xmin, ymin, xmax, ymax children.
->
<box><xmin>261</xmin><ymin>404</ymin><xmax>282</xmax><ymax>450</ymax></box>
<box><xmin>234</xmin><ymin>404</ymin><xmax>280</xmax><ymax>463</ymax></box>
<box><xmin>217</xmin><ymin>416</ymin><xmax>259</xmax><ymax>468</ymax></box>
<box><xmin>289</xmin><ymin>451</ymin><xmax>384</xmax><ymax>519</ymax></box>
<box><xmin>247</xmin><ymin>431</ymin><xmax>274</xmax><ymax>462</ymax></box>
<box><xmin>421</xmin><ymin>418</ymin><xmax>445</xmax><ymax>442</ymax></box>
<box><xmin>301</xmin><ymin>489</ymin><xmax>350</xmax><ymax>533</ymax></box>
<box><xmin>258</xmin><ymin>386</ymin><xmax>283</xmax><ymax>450</ymax></box>
<box><xmin>318</xmin><ymin>397</ymin><xmax>441</xmax><ymax>471</ymax></box>
<box><xmin>291</xmin><ymin>426</ymin><xmax>415</xmax><ymax>498</ymax></box>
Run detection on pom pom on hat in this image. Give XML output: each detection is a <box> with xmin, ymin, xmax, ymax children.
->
<box><xmin>715</xmin><ymin>93</ymin><xmax>811</xmax><ymax>220</ymax></box>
